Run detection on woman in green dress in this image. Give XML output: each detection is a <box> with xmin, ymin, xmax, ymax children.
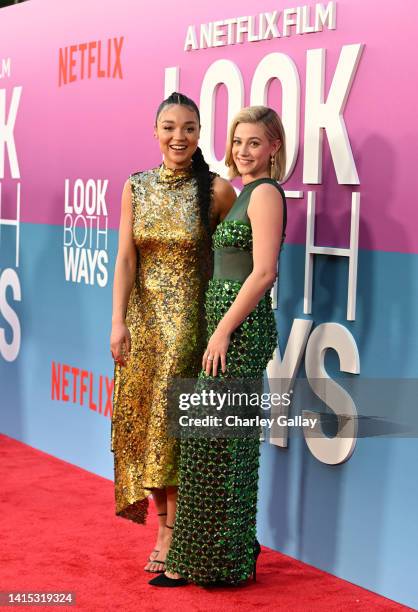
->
<box><xmin>150</xmin><ymin>106</ymin><xmax>287</xmax><ymax>587</ymax></box>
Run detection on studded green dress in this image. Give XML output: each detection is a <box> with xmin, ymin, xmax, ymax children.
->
<box><xmin>165</xmin><ymin>177</ymin><xmax>287</xmax><ymax>585</ymax></box>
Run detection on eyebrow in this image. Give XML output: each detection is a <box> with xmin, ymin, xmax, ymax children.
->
<box><xmin>234</xmin><ymin>136</ymin><xmax>262</xmax><ymax>141</ymax></box>
<box><xmin>160</xmin><ymin>120</ymin><xmax>197</xmax><ymax>125</ymax></box>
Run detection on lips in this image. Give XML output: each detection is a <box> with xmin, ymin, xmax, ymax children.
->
<box><xmin>170</xmin><ymin>145</ymin><xmax>188</xmax><ymax>151</ymax></box>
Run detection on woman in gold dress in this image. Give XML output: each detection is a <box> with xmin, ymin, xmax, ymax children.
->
<box><xmin>110</xmin><ymin>92</ymin><xmax>236</xmax><ymax>572</ymax></box>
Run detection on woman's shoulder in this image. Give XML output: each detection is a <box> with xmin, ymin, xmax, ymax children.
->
<box><xmin>251</xmin><ymin>179</ymin><xmax>285</xmax><ymax>198</ymax></box>
<box><xmin>211</xmin><ymin>175</ymin><xmax>236</xmax><ymax>198</ymax></box>
<box><xmin>248</xmin><ymin>180</ymin><xmax>287</xmax><ymax>232</ymax></box>
<box><xmin>211</xmin><ymin>175</ymin><xmax>237</xmax><ymax>219</ymax></box>
<box><xmin>129</xmin><ymin>167</ymin><xmax>159</xmax><ymax>183</ymax></box>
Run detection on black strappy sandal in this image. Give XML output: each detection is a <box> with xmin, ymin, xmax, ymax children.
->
<box><xmin>146</xmin><ymin>523</ymin><xmax>173</xmax><ymax>574</ymax></box>
<box><xmin>145</xmin><ymin>512</ymin><xmax>167</xmax><ymax>568</ymax></box>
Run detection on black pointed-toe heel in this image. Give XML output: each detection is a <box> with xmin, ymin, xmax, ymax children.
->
<box><xmin>148</xmin><ymin>573</ymin><xmax>188</xmax><ymax>587</ymax></box>
<box><xmin>148</xmin><ymin>524</ymin><xmax>188</xmax><ymax>587</ymax></box>
<box><xmin>253</xmin><ymin>539</ymin><xmax>261</xmax><ymax>582</ymax></box>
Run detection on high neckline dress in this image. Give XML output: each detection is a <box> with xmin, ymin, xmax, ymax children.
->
<box><xmin>165</xmin><ymin>177</ymin><xmax>287</xmax><ymax>585</ymax></box>
<box><xmin>111</xmin><ymin>163</ymin><xmax>212</xmax><ymax>523</ymax></box>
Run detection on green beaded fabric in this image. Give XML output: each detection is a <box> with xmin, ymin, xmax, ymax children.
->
<box><xmin>165</xmin><ymin>178</ymin><xmax>287</xmax><ymax>585</ymax></box>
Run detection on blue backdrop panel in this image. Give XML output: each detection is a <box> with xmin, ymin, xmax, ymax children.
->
<box><xmin>1</xmin><ymin>224</ymin><xmax>417</xmax><ymax>608</ymax></box>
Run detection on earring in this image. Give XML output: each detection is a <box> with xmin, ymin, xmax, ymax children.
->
<box><xmin>270</xmin><ymin>154</ymin><xmax>275</xmax><ymax>178</ymax></box>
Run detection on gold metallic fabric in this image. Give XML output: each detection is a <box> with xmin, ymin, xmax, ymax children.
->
<box><xmin>111</xmin><ymin>164</ymin><xmax>210</xmax><ymax>524</ymax></box>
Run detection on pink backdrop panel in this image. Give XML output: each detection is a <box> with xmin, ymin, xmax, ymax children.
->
<box><xmin>0</xmin><ymin>0</ymin><xmax>417</xmax><ymax>253</ymax></box>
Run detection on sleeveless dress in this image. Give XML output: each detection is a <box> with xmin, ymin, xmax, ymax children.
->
<box><xmin>111</xmin><ymin>163</ymin><xmax>211</xmax><ymax>524</ymax></box>
<box><xmin>165</xmin><ymin>177</ymin><xmax>287</xmax><ymax>584</ymax></box>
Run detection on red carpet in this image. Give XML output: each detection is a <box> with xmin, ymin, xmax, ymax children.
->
<box><xmin>0</xmin><ymin>434</ymin><xmax>411</xmax><ymax>611</ymax></box>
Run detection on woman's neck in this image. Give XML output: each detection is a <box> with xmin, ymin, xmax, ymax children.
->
<box><xmin>241</xmin><ymin>171</ymin><xmax>271</xmax><ymax>186</ymax></box>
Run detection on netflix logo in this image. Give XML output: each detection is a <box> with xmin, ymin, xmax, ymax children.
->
<box><xmin>58</xmin><ymin>36</ymin><xmax>124</xmax><ymax>86</ymax></box>
<box><xmin>51</xmin><ymin>361</ymin><xmax>113</xmax><ymax>418</ymax></box>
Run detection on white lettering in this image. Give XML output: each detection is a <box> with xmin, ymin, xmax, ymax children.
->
<box><xmin>0</xmin><ymin>268</ymin><xmax>21</xmax><ymax>362</ymax></box>
<box><xmin>0</xmin><ymin>86</ymin><xmax>22</xmax><ymax>179</ymax></box>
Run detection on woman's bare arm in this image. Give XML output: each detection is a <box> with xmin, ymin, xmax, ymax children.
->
<box><xmin>210</xmin><ymin>176</ymin><xmax>237</xmax><ymax>228</ymax></box>
<box><xmin>110</xmin><ymin>179</ymin><xmax>137</xmax><ymax>365</ymax></box>
<box><xmin>203</xmin><ymin>182</ymin><xmax>283</xmax><ymax>376</ymax></box>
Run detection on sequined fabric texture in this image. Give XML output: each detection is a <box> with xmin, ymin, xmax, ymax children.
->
<box><xmin>166</xmin><ymin>179</ymin><xmax>285</xmax><ymax>584</ymax></box>
<box><xmin>111</xmin><ymin>164</ymin><xmax>211</xmax><ymax>524</ymax></box>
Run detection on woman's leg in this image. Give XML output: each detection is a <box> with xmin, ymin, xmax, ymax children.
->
<box><xmin>143</xmin><ymin>488</ymin><xmax>167</xmax><ymax>570</ymax></box>
<box><xmin>146</xmin><ymin>486</ymin><xmax>177</xmax><ymax>572</ymax></box>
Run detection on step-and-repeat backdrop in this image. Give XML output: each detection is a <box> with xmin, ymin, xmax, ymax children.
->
<box><xmin>1</xmin><ymin>0</ymin><xmax>417</xmax><ymax>607</ymax></box>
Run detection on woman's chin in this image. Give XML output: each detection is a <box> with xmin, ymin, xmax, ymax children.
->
<box><xmin>238</xmin><ymin>168</ymin><xmax>255</xmax><ymax>179</ymax></box>
<box><xmin>165</xmin><ymin>152</ymin><xmax>193</xmax><ymax>167</ymax></box>
<box><xmin>236</xmin><ymin>162</ymin><xmax>255</xmax><ymax>175</ymax></box>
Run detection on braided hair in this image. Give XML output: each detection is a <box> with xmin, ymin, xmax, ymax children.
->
<box><xmin>155</xmin><ymin>92</ymin><xmax>213</xmax><ymax>232</ymax></box>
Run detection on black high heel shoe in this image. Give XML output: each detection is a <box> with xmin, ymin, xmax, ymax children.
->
<box><xmin>149</xmin><ymin>539</ymin><xmax>261</xmax><ymax>587</ymax></box>
<box><xmin>253</xmin><ymin>539</ymin><xmax>261</xmax><ymax>582</ymax></box>
<box><xmin>148</xmin><ymin>572</ymin><xmax>188</xmax><ymax>587</ymax></box>
<box><xmin>148</xmin><ymin>525</ymin><xmax>189</xmax><ymax>587</ymax></box>
<box><xmin>210</xmin><ymin>539</ymin><xmax>262</xmax><ymax>587</ymax></box>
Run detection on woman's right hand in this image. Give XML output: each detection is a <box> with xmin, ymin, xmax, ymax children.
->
<box><xmin>110</xmin><ymin>322</ymin><xmax>131</xmax><ymax>367</ymax></box>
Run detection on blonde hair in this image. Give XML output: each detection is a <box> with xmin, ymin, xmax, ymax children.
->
<box><xmin>225</xmin><ymin>106</ymin><xmax>286</xmax><ymax>181</ymax></box>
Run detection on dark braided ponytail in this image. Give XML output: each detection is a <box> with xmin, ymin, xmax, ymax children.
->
<box><xmin>191</xmin><ymin>146</ymin><xmax>212</xmax><ymax>234</ymax></box>
<box><xmin>155</xmin><ymin>92</ymin><xmax>213</xmax><ymax>233</ymax></box>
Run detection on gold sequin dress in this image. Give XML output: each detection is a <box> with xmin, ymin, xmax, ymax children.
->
<box><xmin>111</xmin><ymin>163</ymin><xmax>211</xmax><ymax>524</ymax></box>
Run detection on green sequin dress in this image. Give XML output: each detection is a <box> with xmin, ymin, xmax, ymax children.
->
<box><xmin>165</xmin><ymin>177</ymin><xmax>287</xmax><ymax>585</ymax></box>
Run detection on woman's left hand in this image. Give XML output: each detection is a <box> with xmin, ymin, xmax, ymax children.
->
<box><xmin>202</xmin><ymin>327</ymin><xmax>231</xmax><ymax>377</ymax></box>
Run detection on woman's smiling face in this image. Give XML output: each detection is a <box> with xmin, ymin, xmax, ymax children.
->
<box><xmin>232</xmin><ymin>121</ymin><xmax>280</xmax><ymax>182</ymax></box>
<box><xmin>154</xmin><ymin>104</ymin><xmax>200</xmax><ymax>169</ymax></box>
